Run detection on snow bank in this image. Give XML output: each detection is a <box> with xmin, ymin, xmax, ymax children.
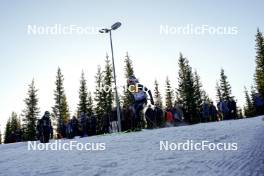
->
<box><xmin>0</xmin><ymin>116</ymin><xmax>263</xmax><ymax>176</ymax></box>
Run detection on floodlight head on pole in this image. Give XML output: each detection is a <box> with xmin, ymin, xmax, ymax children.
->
<box><xmin>99</xmin><ymin>22</ymin><xmax>121</xmax><ymax>33</ymax></box>
<box><xmin>111</xmin><ymin>22</ymin><xmax>122</xmax><ymax>30</ymax></box>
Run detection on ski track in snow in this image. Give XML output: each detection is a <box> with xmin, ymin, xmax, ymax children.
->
<box><xmin>0</xmin><ymin>116</ymin><xmax>263</xmax><ymax>176</ymax></box>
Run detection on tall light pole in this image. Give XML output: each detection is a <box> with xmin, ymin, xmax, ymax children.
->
<box><xmin>99</xmin><ymin>22</ymin><xmax>122</xmax><ymax>132</ymax></box>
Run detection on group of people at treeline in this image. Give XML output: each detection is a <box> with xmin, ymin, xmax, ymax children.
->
<box><xmin>4</xmin><ymin>94</ymin><xmax>264</xmax><ymax>144</ymax></box>
<box><xmin>31</xmin><ymin>94</ymin><xmax>263</xmax><ymax>143</ymax></box>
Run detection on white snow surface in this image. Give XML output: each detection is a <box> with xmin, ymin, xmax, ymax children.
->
<box><xmin>0</xmin><ymin>116</ymin><xmax>264</xmax><ymax>176</ymax></box>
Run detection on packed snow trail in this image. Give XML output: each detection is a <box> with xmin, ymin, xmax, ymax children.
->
<box><xmin>0</xmin><ymin>116</ymin><xmax>263</xmax><ymax>176</ymax></box>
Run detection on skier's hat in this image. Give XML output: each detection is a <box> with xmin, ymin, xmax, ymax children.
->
<box><xmin>45</xmin><ymin>111</ymin><xmax>50</xmax><ymax>116</ymax></box>
<box><xmin>127</xmin><ymin>75</ymin><xmax>139</xmax><ymax>85</ymax></box>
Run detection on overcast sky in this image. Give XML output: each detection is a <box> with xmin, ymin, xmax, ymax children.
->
<box><xmin>0</xmin><ymin>0</ymin><xmax>263</xmax><ymax>132</ymax></box>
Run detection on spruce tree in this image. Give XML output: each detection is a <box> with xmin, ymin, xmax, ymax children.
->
<box><xmin>4</xmin><ymin>119</ymin><xmax>11</xmax><ymax>143</ymax></box>
<box><xmin>219</xmin><ymin>68</ymin><xmax>233</xmax><ymax>101</ymax></box>
<box><xmin>87</xmin><ymin>92</ymin><xmax>93</xmax><ymax>116</ymax></box>
<box><xmin>194</xmin><ymin>71</ymin><xmax>204</xmax><ymax>107</ymax></box>
<box><xmin>122</xmin><ymin>52</ymin><xmax>135</xmax><ymax>107</ymax></box>
<box><xmin>22</xmin><ymin>80</ymin><xmax>40</xmax><ymax>141</ymax></box>
<box><xmin>254</xmin><ymin>29</ymin><xmax>264</xmax><ymax>98</ymax></box>
<box><xmin>176</xmin><ymin>53</ymin><xmax>198</xmax><ymax>123</ymax></box>
<box><xmin>185</xmin><ymin>63</ymin><xmax>198</xmax><ymax>123</ymax></box>
<box><xmin>176</xmin><ymin>53</ymin><xmax>186</xmax><ymax>105</ymax></box>
<box><xmin>250</xmin><ymin>86</ymin><xmax>257</xmax><ymax>116</ymax></box>
<box><xmin>4</xmin><ymin>113</ymin><xmax>22</xmax><ymax>143</ymax></box>
<box><xmin>154</xmin><ymin>79</ymin><xmax>163</xmax><ymax>108</ymax></box>
<box><xmin>78</xmin><ymin>71</ymin><xmax>89</xmax><ymax>115</ymax></box>
<box><xmin>94</xmin><ymin>66</ymin><xmax>105</xmax><ymax>133</ymax></box>
<box><xmin>52</xmin><ymin>67</ymin><xmax>70</xmax><ymax>136</ymax></box>
<box><xmin>194</xmin><ymin>71</ymin><xmax>211</xmax><ymax>111</ymax></box>
<box><xmin>103</xmin><ymin>54</ymin><xmax>114</xmax><ymax>114</ymax></box>
<box><xmin>216</xmin><ymin>81</ymin><xmax>222</xmax><ymax>102</ymax></box>
<box><xmin>10</xmin><ymin>112</ymin><xmax>20</xmax><ymax>133</ymax></box>
<box><xmin>244</xmin><ymin>87</ymin><xmax>254</xmax><ymax>117</ymax></box>
<box><xmin>61</xmin><ymin>95</ymin><xmax>69</xmax><ymax>119</ymax></box>
<box><xmin>202</xmin><ymin>91</ymin><xmax>211</xmax><ymax>102</ymax></box>
<box><xmin>165</xmin><ymin>76</ymin><xmax>173</xmax><ymax>109</ymax></box>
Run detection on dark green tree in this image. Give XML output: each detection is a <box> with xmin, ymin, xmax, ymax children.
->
<box><xmin>22</xmin><ymin>80</ymin><xmax>40</xmax><ymax>141</ymax></box>
<box><xmin>103</xmin><ymin>54</ymin><xmax>114</xmax><ymax>114</ymax></box>
<box><xmin>10</xmin><ymin>112</ymin><xmax>20</xmax><ymax>133</ymax></box>
<box><xmin>219</xmin><ymin>68</ymin><xmax>233</xmax><ymax>101</ymax></box>
<box><xmin>52</xmin><ymin>68</ymin><xmax>70</xmax><ymax>136</ymax></box>
<box><xmin>154</xmin><ymin>79</ymin><xmax>163</xmax><ymax>108</ymax></box>
<box><xmin>244</xmin><ymin>87</ymin><xmax>255</xmax><ymax>117</ymax></box>
<box><xmin>4</xmin><ymin>119</ymin><xmax>11</xmax><ymax>143</ymax></box>
<box><xmin>202</xmin><ymin>91</ymin><xmax>211</xmax><ymax>102</ymax></box>
<box><xmin>254</xmin><ymin>29</ymin><xmax>264</xmax><ymax>98</ymax></box>
<box><xmin>94</xmin><ymin>66</ymin><xmax>105</xmax><ymax>133</ymax></box>
<box><xmin>250</xmin><ymin>86</ymin><xmax>257</xmax><ymax>115</ymax></box>
<box><xmin>176</xmin><ymin>53</ymin><xmax>198</xmax><ymax>123</ymax></box>
<box><xmin>176</xmin><ymin>53</ymin><xmax>186</xmax><ymax>105</ymax></box>
<box><xmin>87</xmin><ymin>92</ymin><xmax>93</xmax><ymax>117</ymax></box>
<box><xmin>194</xmin><ymin>71</ymin><xmax>204</xmax><ymax>106</ymax></box>
<box><xmin>165</xmin><ymin>76</ymin><xmax>173</xmax><ymax>109</ymax></box>
<box><xmin>216</xmin><ymin>81</ymin><xmax>222</xmax><ymax>102</ymax></box>
<box><xmin>122</xmin><ymin>52</ymin><xmax>135</xmax><ymax>107</ymax></box>
<box><xmin>78</xmin><ymin>71</ymin><xmax>89</xmax><ymax>115</ymax></box>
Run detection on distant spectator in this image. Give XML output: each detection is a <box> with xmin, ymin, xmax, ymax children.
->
<box><xmin>254</xmin><ymin>93</ymin><xmax>264</xmax><ymax>115</ymax></box>
<box><xmin>102</xmin><ymin>113</ymin><xmax>110</xmax><ymax>134</ymax></box>
<box><xmin>217</xmin><ymin>102</ymin><xmax>223</xmax><ymax>121</ymax></box>
<box><xmin>201</xmin><ymin>101</ymin><xmax>210</xmax><ymax>122</ymax></box>
<box><xmin>145</xmin><ymin>105</ymin><xmax>155</xmax><ymax>129</ymax></box>
<box><xmin>227</xmin><ymin>98</ymin><xmax>237</xmax><ymax>119</ymax></box>
<box><xmin>79</xmin><ymin>112</ymin><xmax>87</xmax><ymax>137</ymax></box>
<box><xmin>8</xmin><ymin>131</ymin><xmax>16</xmax><ymax>143</ymax></box>
<box><xmin>91</xmin><ymin>115</ymin><xmax>97</xmax><ymax>136</ymax></box>
<box><xmin>15</xmin><ymin>129</ymin><xmax>22</xmax><ymax>142</ymax></box>
<box><xmin>165</xmin><ymin>109</ymin><xmax>174</xmax><ymax>126</ymax></box>
<box><xmin>219</xmin><ymin>99</ymin><xmax>229</xmax><ymax>120</ymax></box>
<box><xmin>209</xmin><ymin>102</ymin><xmax>218</xmax><ymax>121</ymax></box>
<box><xmin>66</xmin><ymin>120</ymin><xmax>74</xmax><ymax>139</ymax></box>
<box><xmin>154</xmin><ymin>106</ymin><xmax>164</xmax><ymax>127</ymax></box>
<box><xmin>172</xmin><ymin>103</ymin><xmax>184</xmax><ymax>122</ymax></box>
<box><xmin>38</xmin><ymin>111</ymin><xmax>52</xmax><ymax>143</ymax></box>
<box><xmin>71</xmin><ymin>116</ymin><xmax>79</xmax><ymax>137</ymax></box>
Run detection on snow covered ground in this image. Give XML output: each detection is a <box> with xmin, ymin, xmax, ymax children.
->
<box><xmin>0</xmin><ymin>116</ymin><xmax>264</xmax><ymax>176</ymax></box>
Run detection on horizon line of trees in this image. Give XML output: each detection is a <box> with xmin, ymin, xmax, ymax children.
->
<box><xmin>1</xmin><ymin>28</ymin><xmax>264</xmax><ymax>144</ymax></box>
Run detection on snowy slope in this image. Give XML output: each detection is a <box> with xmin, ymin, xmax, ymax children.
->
<box><xmin>0</xmin><ymin>116</ymin><xmax>264</xmax><ymax>176</ymax></box>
